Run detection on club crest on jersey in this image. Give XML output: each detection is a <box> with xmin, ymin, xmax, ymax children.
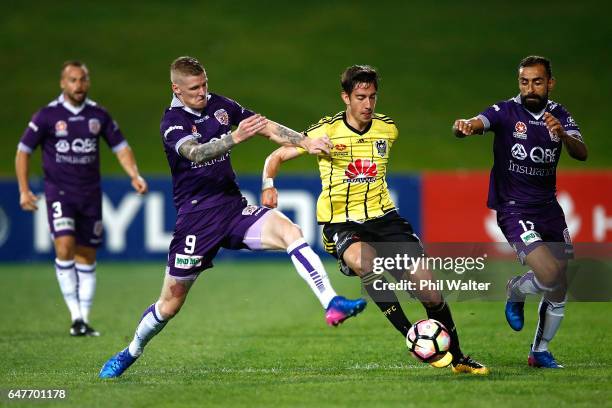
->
<box><xmin>513</xmin><ymin>121</ymin><xmax>527</xmax><ymax>139</ymax></box>
<box><xmin>88</xmin><ymin>118</ymin><xmax>101</xmax><ymax>135</ymax></box>
<box><xmin>242</xmin><ymin>205</ymin><xmax>262</xmax><ymax>216</ymax></box>
<box><xmin>55</xmin><ymin>120</ymin><xmax>68</xmax><ymax>137</ymax></box>
<box><xmin>191</xmin><ymin>125</ymin><xmax>202</xmax><ymax>138</ymax></box>
<box><xmin>344</xmin><ymin>159</ymin><xmax>377</xmax><ymax>183</ymax></box>
<box><xmin>548</xmin><ymin>129</ymin><xmax>560</xmax><ymax>143</ymax></box>
<box><xmin>375</xmin><ymin>139</ymin><xmax>387</xmax><ymax>157</ymax></box>
<box><xmin>214</xmin><ymin>109</ymin><xmax>229</xmax><ymax>125</ymax></box>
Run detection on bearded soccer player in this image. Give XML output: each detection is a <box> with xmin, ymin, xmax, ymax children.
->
<box><xmin>16</xmin><ymin>61</ymin><xmax>148</xmax><ymax>337</ymax></box>
<box><xmin>99</xmin><ymin>56</ymin><xmax>366</xmax><ymax>378</ymax></box>
<box><xmin>453</xmin><ymin>56</ymin><xmax>587</xmax><ymax>368</ymax></box>
<box><xmin>261</xmin><ymin>65</ymin><xmax>488</xmax><ymax>374</ymax></box>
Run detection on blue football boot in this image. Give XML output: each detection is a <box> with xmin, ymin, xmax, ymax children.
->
<box><xmin>99</xmin><ymin>348</ymin><xmax>138</xmax><ymax>378</ymax></box>
<box><xmin>528</xmin><ymin>347</ymin><xmax>564</xmax><ymax>369</ymax></box>
<box><xmin>325</xmin><ymin>296</ymin><xmax>367</xmax><ymax>326</ymax></box>
<box><xmin>505</xmin><ymin>276</ymin><xmax>525</xmax><ymax>331</ymax></box>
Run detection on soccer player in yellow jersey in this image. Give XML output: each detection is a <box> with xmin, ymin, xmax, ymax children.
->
<box><xmin>261</xmin><ymin>65</ymin><xmax>488</xmax><ymax>374</ymax></box>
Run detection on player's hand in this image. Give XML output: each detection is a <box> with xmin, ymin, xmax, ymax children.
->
<box><xmin>233</xmin><ymin>114</ymin><xmax>268</xmax><ymax>143</ymax></box>
<box><xmin>453</xmin><ymin>119</ymin><xmax>473</xmax><ymax>137</ymax></box>
<box><xmin>131</xmin><ymin>175</ymin><xmax>148</xmax><ymax>195</ymax></box>
<box><xmin>19</xmin><ymin>190</ymin><xmax>38</xmax><ymax>211</ymax></box>
<box><xmin>261</xmin><ymin>187</ymin><xmax>278</xmax><ymax>208</ymax></box>
<box><xmin>302</xmin><ymin>135</ymin><xmax>332</xmax><ymax>155</ymax></box>
<box><xmin>543</xmin><ymin>112</ymin><xmax>566</xmax><ymax>138</ymax></box>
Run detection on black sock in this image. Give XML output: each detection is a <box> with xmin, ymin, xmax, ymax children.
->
<box><xmin>362</xmin><ymin>272</ymin><xmax>412</xmax><ymax>337</ymax></box>
<box><xmin>424</xmin><ymin>301</ymin><xmax>462</xmax><ymax>363</ymax></box>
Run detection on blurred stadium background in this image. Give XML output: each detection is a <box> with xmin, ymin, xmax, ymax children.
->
<box><xmin>0</xmin><ymin>2</ymin><xmax>611</xmax><ymax>407</ymax></box>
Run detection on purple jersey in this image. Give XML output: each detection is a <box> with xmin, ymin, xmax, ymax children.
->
<box><xmin>18</xmin><ymin>94</ymin><xmax>128</xmax><ymax>196</ymax></box>
<box><xmin>478</xmin><ymin>95</ymin><xmax>582</xmax><ymax>210</ymax></box>
<box><xmin>160</xmin><ymin>93</ymin><xmax>254</xmax><ymax>214</ymax></box>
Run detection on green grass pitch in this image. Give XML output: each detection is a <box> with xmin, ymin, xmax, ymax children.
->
<box><xmin>1</xmin><ymin>261</ymin><xmax>611</xmax><ymax>407</ymax></box>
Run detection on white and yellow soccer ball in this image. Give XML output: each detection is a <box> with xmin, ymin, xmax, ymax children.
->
<box><xmin>406</xmin><ymin>319</ymin><xmax>451</xmax><ymax>364</ymax></box>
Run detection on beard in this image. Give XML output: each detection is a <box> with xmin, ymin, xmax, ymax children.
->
<box><xmin>520</xmin><ymin>93</ymin><xmax>548</xmax><ymax>112</ymax></box>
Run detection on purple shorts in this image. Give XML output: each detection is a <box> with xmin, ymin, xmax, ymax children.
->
<box><xmin>45</xmin><ymin>193</ymin><xmax>103</xmax><ymax>248</ymax></box>
<box><xmin>167</xmin><ymin>197</ymin><xmax>271</xmax><ymax>280</ymax></box>
<box><xmin>497</xmin><ymin>201</ymin><xmax>573</xmax><ymax>264</ymax></box>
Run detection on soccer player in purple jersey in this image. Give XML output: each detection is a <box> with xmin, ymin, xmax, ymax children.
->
<box><xmin>99</xmin><ymin>56</ymin><xmax>366</xmax><ymax>378</ymax></box>
<box><xmin>453</xmin><ymin>56</ymin><xmax>588</xmax><ymax>368</ymax></box>
<box><xmin>15</xmin><ymin>61</ymin><xmax>148</xmax><ymax>337</ymax></box>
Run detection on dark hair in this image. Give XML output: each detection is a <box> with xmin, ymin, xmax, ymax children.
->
<box><xmin>61</xmin><ymin>60</ymin><xmax>88</xmax><ymax>76</ymax></box>
<box><xmin>171</xmin><ymin>56</ymin><xmax>205</xmax><ymax>82</ymax></box>
<box><xmin>341</xmin><ymin>65</ymin><xmax>378</xmax><ymax>94</ymax></box>
<box><xmin>518</xmin><ymin>56</ymin><xmax>553</xmax><ymax>78</ymax></box>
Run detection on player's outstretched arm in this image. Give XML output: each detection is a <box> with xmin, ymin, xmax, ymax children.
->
<box><xmin>115</xmin><ymin>146</ymin><xmax>148</xmax><ymax>194</ymax></box>
<box><xmin>15</xmin><ymin>149</ymin><xmax>38</xmax><ymax>211</ymax></box>
<box><xmin>543</xmin><ymin>112</ymin><xmax>588</xmax><ymax>161</ymax></box>
<box><xmin>261</xmin><ymin>146</ymin><xmax>302</xmax><ymax>208</ymax></box>
<box><xmin>452</xmin><ymin>117</ymin><xmax>485</xmax><ymax>138</ymax></box>
<box><xmin>179</xmin><ymin>114</ymin><xmax>268</xmax><ymax>163</ymax></box>
<box><xmin>259</xmin><ymin>120</ymin><xmax>332</xmax><ymax>155</ymax></box>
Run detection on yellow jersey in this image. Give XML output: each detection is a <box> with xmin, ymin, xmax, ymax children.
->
<box><xmin>301</xmin><ymin>111</ymin><xmax>398</xmax><ymax>224</ymax></box>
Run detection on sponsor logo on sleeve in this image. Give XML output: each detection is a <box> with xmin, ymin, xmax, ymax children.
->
<box><xmin>163</xmin><ymin>125</ymin><xmax>183</xmax><ymax>139</ymax></box>
<box><xmin>214</xmin><ymin>109</ymin><xmax>229</xmax><ymax>125</ymax></box>
<box><xmin>88</xmin><ymin>118</ymin><xmax>101</xmax><ymax>135</ymax></box>
<box><xmin>520</xmin><ymin>229</ymin><xmax>542</xmax><ymax>245</ymax></box>
<box><xmin>53</xmin><ymin>217</ymin><xmax>75</xmax><ymax>232</ymax></box>
<box><xmin>513</xmin><ymin>121</ymin><xmax>527</xmax><ymax>139</ymax></box>
<box><xmin>55</xmin><ymin>120</ymin><xmax>68</xmax><ymax>137</ymax></box>
<box><xmin>174</xmin><ymin>254</ymin><xmax>203</xmax><ymax>269</ymax></box>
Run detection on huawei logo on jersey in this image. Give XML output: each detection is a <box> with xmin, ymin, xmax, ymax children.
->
<box><xmin>344</xmin><ymin>159</ymin><xmax>377</xmax><ymax>183</ymax></box>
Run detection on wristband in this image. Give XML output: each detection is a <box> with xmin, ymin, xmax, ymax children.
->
<box><xmin>262</xmin><ymin>178</ymin><xmax>274</xmax><ymax>191</ymax></box>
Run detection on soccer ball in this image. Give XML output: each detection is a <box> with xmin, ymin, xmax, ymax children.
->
<box><xmin>406</xmin><ymin>319</ymin><xmax>451</xmax><ymax>363</ymax></box>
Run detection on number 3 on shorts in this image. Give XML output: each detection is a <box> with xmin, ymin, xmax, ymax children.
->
<box><xmin>52</xmin><ymin>201</ymin><xmax>62</xmax><ymax>218</ymax></box>
<box><xmin>184</xmin><ymin>235</ymin><xmax>196</xmax><ymax>254</ymax></box>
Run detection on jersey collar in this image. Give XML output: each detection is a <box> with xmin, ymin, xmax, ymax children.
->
<box><xmin>58</xmin><ymin>94</ymin><xmax>92</xmax><ymax>115</ymax></box>
<box><xmin>343</xmin><ymin>112</ymin><xmax>372</xmax><ymax>135</ymax></box>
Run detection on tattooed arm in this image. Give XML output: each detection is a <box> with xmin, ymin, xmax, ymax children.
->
<box><xmin>178</xmin><ymin>132</ymin><xmax>236</xmax><ymax>163</ymax></box>
<box><xmin>260</xmin><ymin>120</ymin><xmax>332</xmax><ymax>155</ymax></box>
<box><xmin>178</xmin><ymin>114</ymin><xmax>268</xmax><ymax>163</ymax></box>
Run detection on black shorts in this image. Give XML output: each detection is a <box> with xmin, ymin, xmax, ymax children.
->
<box><xmin>322</xmin><ymin>211</ymin><xmax>424</xmax><ymax>276</ymax></box>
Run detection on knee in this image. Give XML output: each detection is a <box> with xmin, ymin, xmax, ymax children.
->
<box><xmin>345</xmin><ymin>252</ymin><xmax>371</xmax><ymax>277</ymax></box>
<box><xmin>157</xmin><ymin>298</ymin><xmax>184</xmax><ymax>320</ymax></box>
<box><xmin>282</xmin><ymin>222</ymin><xmax>303</xmax><ymax>247</ymax></box>
<box><xmin>55</xmin><ymin>245</ymin><xmax>74</xmax><ymax>260</ymax></box>
<box><xmin>539</xmin><ymin>260</ymin><xmax>566</xmax><ymax>284</ymax></box>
